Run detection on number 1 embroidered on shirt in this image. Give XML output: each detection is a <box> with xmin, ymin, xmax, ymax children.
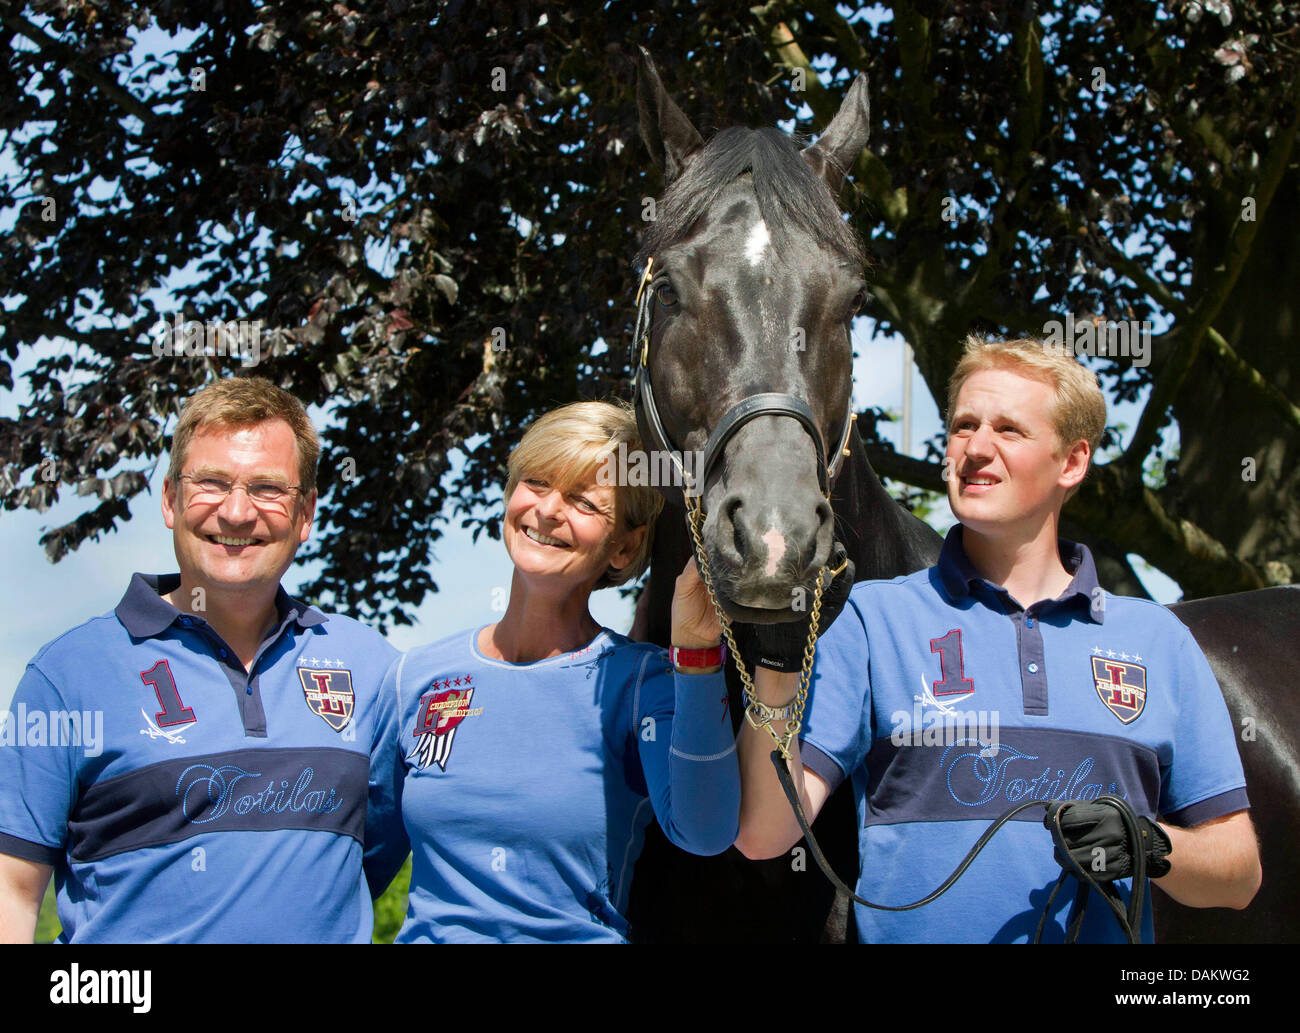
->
<box><xmin>929</xmin><ymin>629</ymin><xmax>976</xmax><ymax>697</ymax></box>
<box><xmin>141</xmin><ymin>659</ymin><xmax>197</xmax><ymax>725</ymax></box>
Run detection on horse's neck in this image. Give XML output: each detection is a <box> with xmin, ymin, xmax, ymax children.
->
<box><xmin>832</xmin><ymin>439</ymin><xmax>942</xmax><ymax>581</ymax></box>
<box><xmin>631</xmin><ymin>501</ymin><xmax>693</xmax><ymax>646</ymax></box>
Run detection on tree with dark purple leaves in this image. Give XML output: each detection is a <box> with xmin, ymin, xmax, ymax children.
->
<box><xmin>2</xmin><ymin>1</ymin><xmax>1296</xmax><ymax>634</ymax></box>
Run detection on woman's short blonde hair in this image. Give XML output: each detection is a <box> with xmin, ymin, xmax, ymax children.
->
<box><xmin>168</xmin><ymin>376</ymin><xmax>319</xmax><ymax>494</ymax></box>
<box><xmin>946</xmin><ymin>335</ymin><xmax>1107</xmax><ymax>460</ymax></box>
<box><xmin>505</xmin><ymin>401</ymin><xmax>664</xmax><ymax>588</ymax></box>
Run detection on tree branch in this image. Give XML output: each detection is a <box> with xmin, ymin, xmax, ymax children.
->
<box><xmin>1122</xmin><ymin>96</ymin><xmax>1300</xmax><ymax>468</ymax></box>
<box><xmin>1069</xmin><ymin>462</ymin><xmax>1283</xmax><ymax>597</ymax></box>
<box><xmin>803</xmin><ymin>0</ymin><xmax>869</xmax><ymax>69</ymax></box>
<box><xmin>3</xmin><ymin>12</ymin><xmax>156</xmax><ymax>125</ymax></box>
<box><xmin>1083</xmin><ymin>196</ymin><xmax>1300</xmax><ymax>440</ymax></box>
<box><xmin>766</xmin><ymin>16</ymin><xmax>902</xmax><ymax>226</ymax></box>
<box><xmin>864</xmin><ymin>443</ymin><xmax>944</xmax><ymax>493</ymax></box>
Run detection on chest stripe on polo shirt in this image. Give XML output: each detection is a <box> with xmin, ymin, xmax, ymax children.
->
<box><xmin>66</xmin><ymin>746</ymin><xmax>367</xmax><ymax>862</ymax></box>
<box><xmin>860</xmin><ymin>725</ymin><xmax>1162</xmax><ymax>827</ymax></box>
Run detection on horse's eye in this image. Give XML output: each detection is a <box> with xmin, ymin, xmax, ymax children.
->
<box><xmin>656</xmin><ymin>281</ymin><xmax>678</xmax><ymax>307</ymax></box>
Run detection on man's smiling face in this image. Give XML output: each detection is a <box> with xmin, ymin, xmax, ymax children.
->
<box><xmin>162</xmin><ymin>420</ymin><xmax>315</xmax><ymax>600</ymax></box>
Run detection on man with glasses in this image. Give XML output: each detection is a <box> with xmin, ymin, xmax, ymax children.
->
<box><xmin>0</xmin><ymin>377</ymin><xmax>399</xmax><ymax>942</ymax></box>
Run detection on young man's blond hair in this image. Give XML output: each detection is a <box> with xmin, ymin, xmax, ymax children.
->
<box><xmin>946</xmin><ymin>335</ymin><xmax>1107</xmax><ymax>461</ymax></box>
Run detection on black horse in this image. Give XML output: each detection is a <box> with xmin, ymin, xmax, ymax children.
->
<box><xmin>1157</xmin><ymin>587</ymin><xmax>1300</xmax><ymax>943</ymax></box>
<box><xmin>625</xmin><ymin>51</ymin><xmax>1296</xmax><ymax>944</ymax></box>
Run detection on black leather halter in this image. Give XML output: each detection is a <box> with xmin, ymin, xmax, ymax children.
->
<box><xmin>630</xmin><ymin>257</ymin><xmax>856</xmax><ymax>507</ymax></box>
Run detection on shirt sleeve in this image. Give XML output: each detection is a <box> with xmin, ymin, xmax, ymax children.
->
<box><xmin>634</xmin><ymin>650</ymin><xmax>739</xmax><ymax>856</ymax></box>
<box><xmin>1159</xmin><ymin>628</ymin><xmax>1250</xmax><ymax>827</ymax></box>
<box><xmin>799</xmin><ymin>587</ymin><xmax>874</xmax><ymax>794</ymax></box>
<box><xmin>0</xmin><ymin>664</ymin><xmax>79</xmax><ymax>866</ymax></box>
<box><xmin>363</xmin><ymin>653</ymin><xmax>411</xmax><ymax>897</ymax></box>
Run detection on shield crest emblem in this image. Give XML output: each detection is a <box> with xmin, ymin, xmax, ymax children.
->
<box><xmin>1091</xmin><ymin>656</ymin><xmax>1147</xmax><ymax>724</ymax></box>
<box><xmin>298</xmin><ymin>667</ymin><xmax>355</xmax><ymax>731</ymax></box>
<box><xmin>412</xmin><ymin>686</ymin><xmax>475</xmax><ymax>771</ymax></box>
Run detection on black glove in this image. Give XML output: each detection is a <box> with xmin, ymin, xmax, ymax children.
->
<box><xmin>733</xmin><ymin>542</ymin><xmax>855</xmax><ymax>672</ymax></box>
<box><xmin>1044</xmin><ymin>798</ymin><xmax>1172</xmax><ymax>882</ymax></box>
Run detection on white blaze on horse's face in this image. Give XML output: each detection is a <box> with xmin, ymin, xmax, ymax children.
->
<box><xmin>744</xmin><ymin>219</ymin><xmax>770</xmax><ymax>266</ymax></box>
<box><xmin>761</xmin><ymin>527</ymin><xmax>788</xmax><ymax>577</ymax></box>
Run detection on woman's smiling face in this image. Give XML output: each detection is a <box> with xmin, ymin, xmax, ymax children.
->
<box><xmin>503</xmin><ymin>473</ymin><xmax>642</xmax><ymax>594</ymax></box>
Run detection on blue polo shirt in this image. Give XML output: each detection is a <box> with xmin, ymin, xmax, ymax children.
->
<box><xmin>367</xmin><ymin>626</ymin><xmax>740</xmax><ymax>943</ymax></box>
<box><xmin>0</xmin><ymin>573</ymin><xmax>397</xmax><ymax>943</ymax></box>
<box><xmin>801</xmin><ymin>526</ymin><xmax>1249</xmax><ymax>943</ymax></box>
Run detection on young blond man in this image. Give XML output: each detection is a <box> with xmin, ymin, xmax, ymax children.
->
<box><xmin>735</xmin><ymin>336</ymin><xmax>1260</xmax><ymax>942</ymax></box>
<box><xmin>0</xmin><ymin>378</ymin><xmax>398</xmax><ymax>943</ymax></box>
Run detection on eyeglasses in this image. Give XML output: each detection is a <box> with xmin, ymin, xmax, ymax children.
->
<box><xmin>178</xmin><ymin>474</ymin><xmax>304</xmax><ymax>507</ymax></box>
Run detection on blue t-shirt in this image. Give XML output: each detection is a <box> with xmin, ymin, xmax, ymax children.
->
<box><xmin>367</xmin><ymin>626</ymin><xmax>740</xmax><ymax>942</ymax></box>
<box><xmin>0</xmin><ymin>573</ymin><xmax>397</xmax><ymax>943</ymax></box>
<box><xmin>800</xmin><ymin>527</ymin><xmax>1249</xmax><ymax>943</ymax></box>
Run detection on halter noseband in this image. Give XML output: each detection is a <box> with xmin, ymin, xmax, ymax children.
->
<box><xmin>631</xmin><ymin>256</ymin><xmax>857</xmax><ymax>507</ymax></box>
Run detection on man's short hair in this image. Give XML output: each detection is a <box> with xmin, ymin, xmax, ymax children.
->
<box><xmin>946</xmin><ymin>335</ymin><xmax>1107</xmax><ymax>463</ymax></box>
<box><xmin>167</xmin><ymin>377</ymin><xmax>319</xmax><ymax>495</ymax></box>
<box><xmin>505</xmin><ymin>400</ymin><xmax>664</xmax><ymax>589</ymax></box>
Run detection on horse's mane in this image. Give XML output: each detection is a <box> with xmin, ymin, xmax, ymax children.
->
<box><xmin>636</xmin><ymin>126</ymin><xmax>864</xmax><ymax>269</ymax></box>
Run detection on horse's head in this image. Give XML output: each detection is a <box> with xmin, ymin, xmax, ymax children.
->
<box><xmin>634</xmin><ymin>51</ymin><xmax>870</xmax><ymax>623</ymax></box>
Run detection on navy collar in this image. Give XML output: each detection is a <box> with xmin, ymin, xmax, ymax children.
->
<box><xmin>937</xmin><ymin>525</ymin><xmax>1105</xmax><ymax>623</ymax></box>
<box><xmin>115</xmin><ymin>572</ymin><xmax>327</xmax><ymax>639</ymax></box>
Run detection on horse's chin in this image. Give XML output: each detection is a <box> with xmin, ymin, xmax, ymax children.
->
<box><xmin>716</xmin><ymin>597</ymin><xmax>805</xmax><ymax>625</ymax></box>
<box><xmin>705</xmin><ymin>551</ymin><xmax>822</xmax><ymax>625</ymax></box>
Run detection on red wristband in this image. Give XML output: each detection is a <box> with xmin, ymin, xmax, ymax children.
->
<box><xmin>669</xmin><ymin>643</ymin><xmax>725</xmax><ymax>669</ymax></box>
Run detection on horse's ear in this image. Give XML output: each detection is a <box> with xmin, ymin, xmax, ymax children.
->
<box><xmin>635</xmin><ymin>47</ymin><xmax>704</xmax><ymax>183</ymax></box>
<box><xmin>802</xmin><ymin>73</ymin><xmax>870</xmax><ymax>197</ymax></box>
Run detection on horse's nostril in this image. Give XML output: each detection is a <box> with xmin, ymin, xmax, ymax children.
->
<box><xmin>727</xmin><ymin>499</ymin><xmax>747</xmax><ymax>557</ymax></box>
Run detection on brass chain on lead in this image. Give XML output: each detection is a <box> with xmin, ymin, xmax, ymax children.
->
<box><xmin>681</xmin><ymin>484</ymin><xmax>826</xmax><ymax>761</ymax></box>
<box><xmin>787</xmin><ymin>564</ymin><xmax>827</xmax><ymax>746</ymax></box>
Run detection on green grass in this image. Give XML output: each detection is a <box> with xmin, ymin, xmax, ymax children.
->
<box><xmin>372</xmin><ymin>854</ymin><xmax>412</xmax><ymax>944</ymax></box>
<box><xmin>35</xmin><ymin>879</ymin><xmax>60</xmax><ymax>943</ymax></box>
<box><xmin>33</xmin><ymin>854</ymin><xmax>412</xmax><ymax>944</ymax></box>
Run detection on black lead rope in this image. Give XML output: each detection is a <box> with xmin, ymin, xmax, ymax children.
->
<box><xmin>770</xmin><ymin>751</ymin><xmax>1145</xmax><ymax>943</ymax></box>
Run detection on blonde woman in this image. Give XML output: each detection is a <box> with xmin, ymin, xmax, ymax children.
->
<box><xmin>367</xmin><ymin>402</ymin><xmax>739</xmax><ymax>942</ymax></box>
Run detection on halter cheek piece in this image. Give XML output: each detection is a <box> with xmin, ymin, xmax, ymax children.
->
<box><xmin>631</xmin><ymin>257</ymin><xmax>857</xmax><ymax>506</ymax></box>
